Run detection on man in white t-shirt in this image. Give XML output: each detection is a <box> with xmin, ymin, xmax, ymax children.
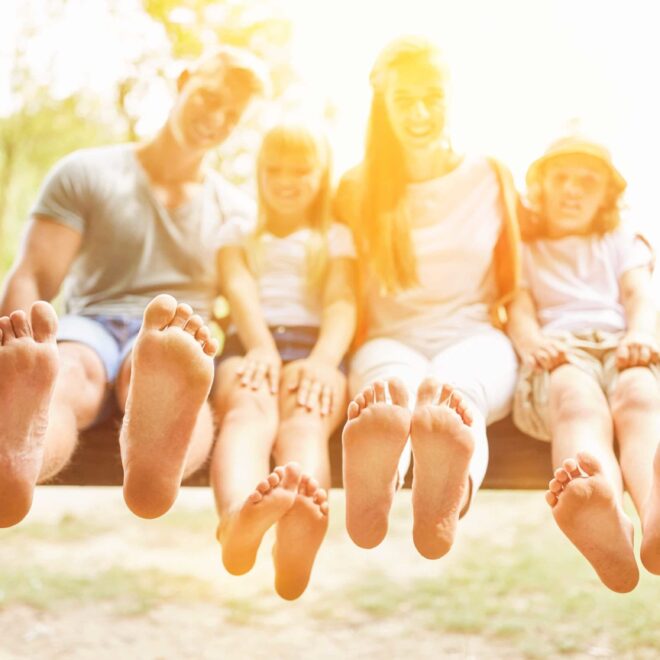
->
<box><xmin>0</xmin><ymin>46</ymin><xmax>266</xmax><ymax>528</ymax></box>
<box><xmin>507</xmin><ymin>134</ymin><xmax>660</xmax><ymax>591</ymax></box>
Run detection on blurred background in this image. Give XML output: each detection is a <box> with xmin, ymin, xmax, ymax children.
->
<box><xmin>1</xmin><ymin>0</ymin><xmax>660</xmax><ymax>294</ymax></box>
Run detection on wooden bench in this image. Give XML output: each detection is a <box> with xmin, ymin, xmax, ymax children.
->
<box><xmin>48</xmin><ymin>415</ymin><xmax>553</xmax><ymax>490</ymax></box>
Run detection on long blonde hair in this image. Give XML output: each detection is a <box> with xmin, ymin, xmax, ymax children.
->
<box><xmin>248</xmin><ymin>121</ymin><xmax>332</xmax><ymax>290</ymax></box>
<box><xmin>359</xmin><ymin>36</ymin><xmax>449</xmax><ymax>292</ymax></box>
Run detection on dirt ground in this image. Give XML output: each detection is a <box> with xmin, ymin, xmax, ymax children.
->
<box><xmin>0</xmin><ymin>487</ymin><xmax>657</xmax><ymax>660</ymax></box>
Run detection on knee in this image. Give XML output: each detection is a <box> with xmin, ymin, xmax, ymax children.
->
<box><xmin>221</xmin><ymin>391</ymin><xmax>278</xmax><ymax>432</ymax></box>
<box><xmin>611</xmin><ymin>376</ymin><xmax>660</xmax><ymax>421</ymax></box>
<box><xmin>551</xmin><ymin>387</ymin><xmax>607</xmax><ymax>427</ymax></box>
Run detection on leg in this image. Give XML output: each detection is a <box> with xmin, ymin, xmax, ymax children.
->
<box><xmin>545</xmin><ymin>365</ymin><xmax>638</xmax><ymax>593</ymax></box>
<box><xmin>119</xmin><ymin>295</ymin><xmax>217</xmax><ymax>519</ymax></box>
<box><xmin>609</xmin><ymin>368</ymin><xmax>660</xmax><ymax>574</ymax></box>
<box><xmin>0</xmin><ymin>305</ymin><xmax>109</xmax><ymax>527</ymax></box>
<box><xmin>427</xmin><ymin>329</ymin><xmax>519</xmax><ymax>499</ymax></box>
<box><xmin>269</xmin><ymin>364</ymin><xmax>345</xmax><ymax>600</ymax></box>
<box><xmin>343</xmin><ymin>338</ymin><xmax>427</xmax><ymax>548</ymax></box>
<box><xmin>211</xmin><ymin>358</ymin><xmax>296</xmax><ymax>576</ymax></box>
<box><xmin>410</xmin><ymin>380</ymin><xmax>475</xmax><ymax>559</ymax></box>
<box><xmin>0</xmin><ymin>303</ymin><xmax>59</xmax><ymax>526</ymax></box>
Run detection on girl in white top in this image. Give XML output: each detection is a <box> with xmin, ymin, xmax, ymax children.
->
<box><xmin>211</xmin><ymin>121</ymin><xmax>357</xmax><ymax>600</ymax></box>
<box><xmin>508</xmin><ymin>135</ymin><xmax>660</xmax><ymax>592</ymax></box>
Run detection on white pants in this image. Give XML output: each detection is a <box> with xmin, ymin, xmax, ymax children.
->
<box><xmin>349</xmin><ymin>329</ymin><xmax>518</xmax><ymax>495</ymax></box>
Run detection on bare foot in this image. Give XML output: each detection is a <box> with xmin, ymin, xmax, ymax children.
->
<box><xmin>410</xmin><ymin>380</ymin><xmax>475</xmax><ymax>560</ymax></box>
<box><xmin>0</xmin><ymin>303</ymin><xmax>58</xmax><ymax>527</ymax></box>
<box><xmin>218</xmin><ymin>463</ymin><xmax>301</xmax><ymax>576</ymax></box>
<box><xmin>546</xmin><ymin>452</ymin><xmax>639</xmax><ymax>592</ymax></box>
<box><xmin>121</xmin><ymin>294</ymin><xmax>218</xmax><ymax>518</ymax></box>
<box><xmin>273</xmin><ymin>474</ymin><xmax>329</xmax><ymax>600</ymax></box>
<box><xmin>641</xmin><ymin>442</ymin><xmax>660</xmax><ymax>575</ymax></box>
<box><xmin>342</xmin><ymin>379</ymin><xmax>411</xmax><ymax>548</ymax></box>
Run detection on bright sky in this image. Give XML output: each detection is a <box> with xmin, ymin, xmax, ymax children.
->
<box><xmin>2</xmin><ymin>0</ymin><xmax>659</xmax><ymax>295</ymax></box>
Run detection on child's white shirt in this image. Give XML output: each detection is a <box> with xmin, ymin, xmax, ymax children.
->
<box><xmin>217</xmin><ymin>217</ymin><xmax>356</xmax><ymax>327</ymax></box>
<box><xmin>522</xmin><ymin>227</ymin><xmax>654</xmax><ymax>333</ymax></box>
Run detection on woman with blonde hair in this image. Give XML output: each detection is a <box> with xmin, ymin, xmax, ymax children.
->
<box><xmin>211</xmin><ymin>120</ymin><xmax>357</xmax><ymax>599</ymax></box>
<box><xmin>335</xmin><ymin>36</ymin><xmax>521</xmax><ymax>558</ymax></box>
<box><xmin>508</xmin><ymin>135</ymin><xmax>660</xmax><ymax>592</ymax></box>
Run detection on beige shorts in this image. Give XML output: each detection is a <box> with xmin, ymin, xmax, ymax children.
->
<box><xmin>513</xmin><ymin>330</ymin><xmax>660</xmax><ymax>441</ymax></box>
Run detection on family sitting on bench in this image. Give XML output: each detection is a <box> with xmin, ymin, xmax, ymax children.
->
<box><xmin>1</xmin><ymin>36</ymin><xmax>658</xmax><ymax>600</ymax></box>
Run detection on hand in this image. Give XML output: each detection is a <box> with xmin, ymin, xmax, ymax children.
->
<box><xmin>236</xmin><ymin>347</ymin><xmax>281</xmax><ymax>394</ymax></box>
<box><xmin>519</xmin><ymin>336</ymin><xmax>569</xmax><ymax>372</ymax></box>
<box><xmin>284</xmin><ymin>358</ymin><xmax>339</xmax><ymax>416</ymax></box>
<box><xmin>616</xmin><ymin>331</ymin><xmax>660</xmax><ymax>370</ymax></box>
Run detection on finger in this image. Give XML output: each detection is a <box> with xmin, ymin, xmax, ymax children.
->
<box><xmin>307</xmin><ymin>381</ymin><xmax>323</xmax><ymax>411</ymax></box>
<box><xmin>251</xmin><ymin>362</ymin><xmax>268</xmax><ymax>390</ymax></box>
<box><xmin>268</xmin><ymin>365</ymin><xmax>280</xmax><ymax>395</ymax></box>
<box><xmin>240</xmin><ymin>361</ymin><xmax>255</xmax><ymax>386</ymax></box>
<box><xmin>616</xmin><ymin>344</ymin><xmax>630</xmax><ymax>369</ymax></box>
<box><xmin>628</xmin><ymin>344</ymin><xmax>641</xmax><ymax>367</ymax></box>
<box><xmin>638</xmin><ymin>345</ymin><xmax>651</xmax><ymax>366</ymax></box>
<box><xmin>320</xmin><ymin>386</ymin><xmax>333</xmax><ymax>416</ymax></box>
<box><xmin>297</xmin><ymin>377</ymin><xmax>312</xmax><ymax>406</ymax></box>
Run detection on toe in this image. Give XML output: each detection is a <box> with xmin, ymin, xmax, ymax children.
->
<box><xmin>388</xmin><ymin>378</ymin><xmax>409</xmax><ymax>408</ymax></box>
<box><xmin>298</xmin><ymin>474</ymin><xmax>310</xmax><ymax>495</ymax></box>
<box><xmin>9</xmin><ymin>310</ymin><xmax>31</xmax><ymax>338</ymax></box>
<box><xmin>281</xmin><ymin>463</ymin><xmax>302</xmax><ymax>490</ymax></box>
<box><xmin>268</xmin><ymin>470</ymin><xmax>283</xmax><ymax>487</ymax></box>
<box><xmin>30</xmin><ymin>301</ymin><xmax>58</xmax><ymax>343</ymax></box>
<box><xmin>363</xmin><ymin>386</ymin><xmax>375</xmax><ymax>406</ymax></box>
<box><xmin>170</xmin><ymin>303</ymin><xmax>194</xmax><ymax>329</ymax></box>
<box><xmin>576</xmin><ymin>451</ymin><xmax>602</xmax><ymax>477</ymax></box>
<box><xmin>195</xmin><ymin>326</ymin><xmax>211</xmax><ymax>345</ymax></box>
<box><xmin>347</xmin><ymin>400</ymin><xmax>360</xmax><ymax>420</ymax></box>
<box><xmin>183</xmin><ymin>314</ymin><xmax>203</xmax><ymax>337</ymax></box>
<box><xmin>354</xmin><ymin>393</ymin><xmax>366</xmax><ymax>410</ymax></box>
<box><xmin>304</xmin><ymin>477</ymin><xmax>319</xmax><ymax>497</ymax></box>
<box><xmin>417</xmin><ymin>377</ymin><xmax>442</xmax><ymax>406</ymax></box>
<box><xmin>545</xmin><ymin>491</ymin><xmax>558</xmax><ymax>507</ymax></box>
<box><xmin>548</xmin><ymin>478</ymin><xmax>563</xmax><ymax>494</ymax></box>
<box><xmin>373</xmin><ymin>380</ymin><xmax>387</xmax><ymax>403</ymax></box>
<box><xmin>319</xmin><ymin>501</ymin><xmax>329</xmax><ymax>515</ymax></box>
<box><xmin>0</xmin><ymin>317</ymin><xmax>14</xmax><ymax>344</ymax></box>
<box><xmin>248</xmin><ymin>490</ymin><xmax>263</xmax><ymax>504</ymax></box>
<box><xmin>562</xmin><ymin>458</ymin><xmax>580</xmax><ymax>478</ymax></box>
<box><xmin>313</xmin><ymin>488</ymin><xmax>328</xmax><ymax>505</ymax></box>
<box><xmin>554</xmin><ymin>467</ymin><xmax>570</xmax><ymax>484</ymax></box>
<box><xmin>142</xmin><ymin>294</ymin><xmax>178</xmax><ymax>329</ymax></box>
<box><xmin>203</xmin><ymin>337</ymin><xmax>219</xmax><ymax>357</ymax></box>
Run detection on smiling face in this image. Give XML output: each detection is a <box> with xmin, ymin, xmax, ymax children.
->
<box><xmin>169</xmin><ymin>64</ymin><xmax>255</xmax><ymax>153</ymax></box>
<box><xmin>258</xmin><ymin>143</ymin><xmax>324</xmax><ymax>230</ymax></box>
<box><xmin>540</xmin><ymin>154</ymin><xmax>611</xmax><ymax>238</ymax></box>
<box><xmin>383</xmin><ymin>60</ymin><xmax>447</xmax><ymax>154</ymax></box>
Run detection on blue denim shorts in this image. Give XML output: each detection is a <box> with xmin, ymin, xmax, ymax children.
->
<box><xmin>217</xmin><ymin>325</ymin><xmax>347</xmax><ymax>373</ymax></box>
<box><xmin>57</xmin><ymin>314</ymin><xmax>142</xmax><ymax>382</ymax></box>
<box><xmin>57</xmin><ymin>314</ymin><xmax>142</xmax><ymax>426</ymax></box>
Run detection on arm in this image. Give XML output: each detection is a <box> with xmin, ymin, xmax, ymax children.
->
<box><xmin>617</xmin><ymin>266</ymin><xmax>659</xmax><ymax>368</ymax></box>
<box><xmin>286</xmin><ymin>257</ymin><xmax>357</xmax><ymax>415</ymax></box>
<box><xmin>217</xmin><ymin>245</ymin><xmax>280</xmax><ymax>393</ymax></box>
<box><xmin>0</xmin><ymin>215</ymin><xmax>82</xmax><ymax>315</ymax></box>
<box><xmin>505</xmin><ymin>288</ymin><xmax>568</xmax><ymax>371</ymax></box>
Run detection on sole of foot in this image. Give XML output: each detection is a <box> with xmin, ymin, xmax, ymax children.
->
<box><xmin>121</xmin><ymin>294</ymin><xmax>218</xmax><ymax>519</ymax></box>
<box><xmin>410</xmin><ymin>380</ymin><xmax>475</xmax><ymax>560</ymax></box>
<box><xmin>0</xmin><ymin>302</ymin><xmax>58</xmax><ymax>527</ymax></box>
<box><xmin>218</xmin><ymin>462</ymin><xmax>301</xmax><ymax>576</ymax></box>
<box><xmin>546</xmin><ymin>452</ymin><xmax>639</xmax><ymax>593</ymax></box>
<box><xmin>273</xmin><ymin>474</ymin><xmax>329</xmax><ymax>600</ymax></box>
<box><xmin>640</xmin><ymin>443</ymin><xmax>660</xmax><ymax>575</ymax></box>
<box><xmin>342</xmin><ymin>378</ymin><xmax>411</xmax><ymax>548</ymax></box>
